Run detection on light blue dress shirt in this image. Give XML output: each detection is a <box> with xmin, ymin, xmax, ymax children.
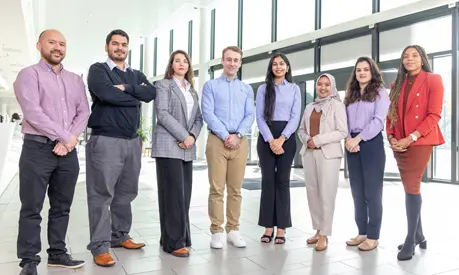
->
<box><xmin>106</xmin><ymin>58</ymin><xmax>132</xmax><ymax>72</ymax></box>
<box><xmin>201</xmin><ymin>74</ymin><xmax>255</xmax><ymax>140</ymax></box>
<box><xmin>256</xmin><ymin>80</ymin><xmax>301</xmax><ymax>141</ymax></box>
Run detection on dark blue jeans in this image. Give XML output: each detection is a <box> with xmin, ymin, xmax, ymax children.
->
<box><xmin>346</xmin><ymin>132</ymin><xmax>385</xmax><ymax>240</ymax></box>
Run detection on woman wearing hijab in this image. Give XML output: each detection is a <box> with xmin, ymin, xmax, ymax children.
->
<box><xmin>298</xmin><ymin>73</ymin><xmax>348</xmax><ymax>251</ymax></box>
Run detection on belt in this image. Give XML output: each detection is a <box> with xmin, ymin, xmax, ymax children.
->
<box><xmin>209</xmin><ymin>130</ymin><xmax>237</xmax><ymax>136</ymax></box>
<box><xmin>23</xmin><ymin>134</ymin><xmax>56</xmax><ymax>144</ymax></box>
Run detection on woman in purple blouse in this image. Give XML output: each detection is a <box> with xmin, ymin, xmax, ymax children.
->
<box><xmin>256</xmin><ymin>53</ymin><xmax>301</xmax><ymax>244</ymax></box>
<box><xmin>344</xmin><ymin>56</ymin><xmax>390</xmax><ymax>251</ymax></box>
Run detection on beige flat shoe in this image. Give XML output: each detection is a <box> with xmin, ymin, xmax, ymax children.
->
<box><xmin>307</xmin><ymin>235</ymin><xmax>319</xmax><ymax>244</ymax></box>
<box><xmin>315</xmin><ymin>236</ymin><xmax>328</xmax><ymax>251</ymax></box>
<box><xmin>358</xmin><ymin>239</ymin><xmax>379</xmax><ymax>251</ymax></box>
<box><xmin>346</xmin><ymin>235</ymin><xmax>367</xmax><ymax>246</ymax></box>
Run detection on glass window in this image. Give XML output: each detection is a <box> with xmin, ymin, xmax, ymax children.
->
<box><xmin>156</xmin><ymin>30</ymin><xmax>170</xmax><ymax>76</ymax></box>
<box><xmin>380</xmin><ymin>0</ymin><xmax>421</xmax><ymax>11</ymax></box>
<box><xmin>432</xmin><ymin>55</ymin><xmax>452</xmax><ymax>180</ymax></box>
<box><xmin>242</xmin><ymin>0</ymin><xmax>272</xmax><ymax>50</ymax></box>
<box><xmin>321</xmin><ymin>0</ymin><xmax>372</xmax><ymax>28</ymax></box>
<box><xmin>289</xmin><ymin>49</ymin><xmax>314</xmax><ymax>76</ymax></box>
<box><xmin>380</xmin><ymin>16</ymin><xmax>452</xmax><ymax>61</ymax></box>
<box><xmin>173</xmin><ymin>22</ymin><xmax>189</xmax><ymax>53</ymax></box>
<box><xmin>213</xmin><ymin>69</ymin><xmax>223</xmax><ymax>79</ymax></box>
<box><xmin>321</xmin><ymin>35</ymin><xmax>371</xmax><ymax>71</ymax></box>
<box><xmin>241</xmin><ymin>59</ymin><xmax>267</xmax><ymax>84</ymax></box>
<box><xmin>277</xmin><ymin>0</ymin><xmax>315</xmax><ymax>41</ymax></box>
<box><xmin>192</xmin><ymin>12</ymin><xmax>201</xmax><ymax>66</ymax></box>
<box><xmin>215</xmin><ymin>0</ymin><xmax>238</xmax><ymax>58</ymax></box>
<box><xmin>129</xmin><ymin>45</ymin><xmax>141</xmax><ymax>70</ymax></box>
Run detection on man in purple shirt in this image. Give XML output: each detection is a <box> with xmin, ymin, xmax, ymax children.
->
<box><xmin>13</xmin><ymin>29</ymin><xmax>89</xmax><ymax>275</ymax></box>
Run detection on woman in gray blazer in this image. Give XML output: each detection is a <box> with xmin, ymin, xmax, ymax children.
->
<box><xmin>298</xmin><ymin>73</ymin><xmax>348</xmax><ymax>251</ymax></box>
<box><xmin>151</xmin><ymin>50</ymin><xmax>203</xmax><ymax>258</ymax></box>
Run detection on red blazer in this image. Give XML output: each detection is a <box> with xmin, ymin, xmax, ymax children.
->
<box><xmin>385</xmin><ymin>70</ymin><xmax>445</xmax><ymax>146</ymax></box>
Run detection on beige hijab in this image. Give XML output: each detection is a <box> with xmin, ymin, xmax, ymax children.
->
<box><xmin>312</xmin><ymin>73</ymin><xmax>341</xmax><ymax>112</ymax></box>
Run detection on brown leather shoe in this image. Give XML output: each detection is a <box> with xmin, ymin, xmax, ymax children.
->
<box><xmin>115</xmin><ymin>239</ymin><xmax>146</xmax><ymax>250</ymax></box>
<box><xmin>94</xmin><ymin>252</ymin><xmax>115</xmax><ymax>267</ymax></box>
<box><xmin>315</xmin><ymin>236</ymin><xmax>328</xmax><ymax>251</ymax></box>
<box><xmin>171</xmin><ymin>247</ymin><xmax>190</xmax><ymax>258</ymax></box>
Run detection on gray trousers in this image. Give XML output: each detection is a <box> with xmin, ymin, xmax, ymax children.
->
<box><xmin>85</xmin><ymin>135</ymin><xmax>141</xmax><ymax>256</ymax></box>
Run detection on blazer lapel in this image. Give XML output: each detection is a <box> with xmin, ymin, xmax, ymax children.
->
<box><xmin>319</xmin><ymin>101</ymin><xmax>331</xmax><ymax>133</ymax></box>
<box><xmin>405</xmin><ymin>70</ymin><xmax>427</xmax><ymax>112</ymax></box>
<box><xmin>304</xmin><ymin>105</ymin><xmax>313</xmax><ymax>136</ymax></box>
<box><xmin>187</xmin><ymin>88</ymin><xmax>199</xmax><ymax>129</ymax></box>
<box><xmin>171</xmin><ymin>82</ymin><xmax>188</xmax><ymax>121</ymax></box>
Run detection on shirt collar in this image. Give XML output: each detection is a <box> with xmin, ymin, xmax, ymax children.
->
<box><xmin>39</xmin><ymin>59</ymin><xmax>63</xmax><ymax>73</ymax></box>
<box><xmin>219</xmin><ymin>73</ymin><xmax>239</xmax><ymax>82</ymax></box>
<box><xmin>106</xmin><ymin>58</ymin><xmax>132</xmax><ymax>72</ymax></box>
<box><xmin>173</xmin><ymin>76</ymin><xmax>190</xmax><ymax>88</ymax></box>
<box><xmin>275</xmin><ymin>79</ymin><xmax>288</xmax><ymax>86</ymax></box>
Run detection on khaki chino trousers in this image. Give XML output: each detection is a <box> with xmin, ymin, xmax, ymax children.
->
<box><xmin>206</xmin><ymin>134</ymin><xmax>249</xmax><ymax>233</ymax></box>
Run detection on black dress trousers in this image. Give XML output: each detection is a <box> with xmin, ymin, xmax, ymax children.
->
<box><xmin>257</xmin><ymin>121</ymin><xmax>296</xmax><ymax>229</ymax></box>
<box><xmin>155</xmin><ymin>157</ymin><xmax>193</xmax><ymax>252</ymax></box>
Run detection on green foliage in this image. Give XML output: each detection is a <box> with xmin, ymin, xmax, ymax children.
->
<box><xmin>137</xmin><ymin>116</ymin><xmax>152</xmax><ymax>142</ymax></box>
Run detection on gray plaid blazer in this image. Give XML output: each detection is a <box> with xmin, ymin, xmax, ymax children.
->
<box><xmin>151</xmin><ymin>78</ymin><xmax>203</xmax><ymax>161</ymax></box>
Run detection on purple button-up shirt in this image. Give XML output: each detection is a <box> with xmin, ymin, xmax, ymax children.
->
<box><xmin>256</xmin><ymin>80</ymin><xmax>301</xmax><ymax>141</ymax></box>
<box><xmin>346</xmin><ymin>88</ymin><xmax>390</xmax><ymax>141</ymax></box>
<box><xmin>13</xmin><ymin>59</ymin><xmax>90</xmax><ymax>143</ymax></box>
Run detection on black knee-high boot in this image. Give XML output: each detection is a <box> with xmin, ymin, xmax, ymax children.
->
<box><xmin>397</xmin><ymin>193</ymin><xmax>422</xmax><ymax>261</ymax></box>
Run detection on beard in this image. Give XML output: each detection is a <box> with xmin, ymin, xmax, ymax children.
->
<box><xmin>41</xmin><ymin>50</ymin><xmax>64</xmax><ymax>65</ymax></box>
<box><xmin>109</xmin><ymin>50</ymin><xmax>127</xmax><ymax>62</ymax></box>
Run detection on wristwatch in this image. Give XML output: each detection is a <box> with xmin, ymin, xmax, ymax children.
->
<box><xmin>409</xmin><ymin>133</ymin><xmax>418</xmax><ymax>142</ymax></box>
<box><xmin>236</xmin><ymin>132</ymin><xmax>243</xmax><ymax>139</ymax></box>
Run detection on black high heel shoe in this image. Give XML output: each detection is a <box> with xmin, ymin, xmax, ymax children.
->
<box><xmin>397</xmin><ymin>243</ymin><xmax>415</xmax><ymax>261</ymax></box>
<box><xmin>397</xmin><ymin>239</ymin><xmax>427</xmax><ymax>250</ymax></box>
<box><xmin>260</xmin><ymin>231</ymin><xmax>274</xmax><ymax>243</ymax></box>
<box><xmin>274</xmin><ymin>228</ymin><xmax>286</xmax><ymax>244</ymax></box>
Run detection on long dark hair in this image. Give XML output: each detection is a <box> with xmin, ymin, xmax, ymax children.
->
<box><xmin>164</xmin><ymin>50</ymin><xmax>194</xmax><ymax>88</ymax></box>
<box><xmin>387</xmin><ymin>45</ymin><xmax>432</xmax><ymax>128</ymax></box>
<box><xmin>344</xmin><ymin>56</ymin><xmax>384</xmax><ymax>107</ymax></box>
<box><xmin>264</xmin><ymin>53</ymin><xmax>293</xmax><ymax>122</ymax></box>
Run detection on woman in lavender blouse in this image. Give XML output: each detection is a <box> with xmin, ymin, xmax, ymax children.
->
<box><xmin>344</xmin><ymin>57</ymin><xmax>390</xmax><ymax>251</ymax></box>
<box><xmin>256</xmin><ymin>53</ymin><xmax>301</xmax><ymax>244</ymax></box>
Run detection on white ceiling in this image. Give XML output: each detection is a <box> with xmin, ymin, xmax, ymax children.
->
<box><xmin>0</xmin><ymin>0</ymin><xmax>216</xmax><ymax>112</ymax></box>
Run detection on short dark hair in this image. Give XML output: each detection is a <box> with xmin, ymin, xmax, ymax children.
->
<box><xmin>106</xmin><ymin>29</ymin><xmax>129</xmax><ymax>45</ymax></box>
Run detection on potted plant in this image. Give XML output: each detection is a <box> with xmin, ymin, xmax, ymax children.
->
<box><xmin>137</xmin><ymin>116</ymin><xmax>151</xmax><ymax>153</ymax></box>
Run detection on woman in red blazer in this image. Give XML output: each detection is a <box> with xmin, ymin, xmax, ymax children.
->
<box><xmin>386</xmin><ymin>45</ymin><xmax>445</xmax><ymax>261</ymax></box>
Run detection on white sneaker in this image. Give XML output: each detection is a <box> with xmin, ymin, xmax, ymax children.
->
<box><xmin>227</xmin><ymin>230</ymin><xmax>246</xmax><ymax>248</ymax></box>
<box><xmin>210</xmin><ymin>232</ymin><xmax>225</xmax><ymax>249</ymax></box>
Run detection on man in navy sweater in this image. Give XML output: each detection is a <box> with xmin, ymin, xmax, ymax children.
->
<box><xmin>85</xmin><ymin>29</ymin><xmax>156</xmax><ymax>267</ymax></box>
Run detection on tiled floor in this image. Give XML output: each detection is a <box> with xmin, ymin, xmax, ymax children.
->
<box><xmin>1</xmin><ymin>145</ymin><xmax>459</xmax><ymax>274</ymax></box>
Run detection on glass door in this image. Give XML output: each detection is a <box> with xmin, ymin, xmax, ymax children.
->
<box><xmin>431</xmin><ymin>55</ymin><xmax>453</xmax><ymax>181</ymax></box>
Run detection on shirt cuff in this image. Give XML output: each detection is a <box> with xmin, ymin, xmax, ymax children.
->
<box><xmin>60</xmin><ymin>131</ymin><xmax>73</xmax><ymax>144</ymax></box>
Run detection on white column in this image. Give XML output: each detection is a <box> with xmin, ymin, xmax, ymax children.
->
<box><xmin>196</xmin><ymin>7</ymin><xmax>211</xmax><ymax>160</ymax></box>
<box><xmin>142</xmin><ymin>36</ymin><xmax>154</xmax><ymax>135</ymax></box>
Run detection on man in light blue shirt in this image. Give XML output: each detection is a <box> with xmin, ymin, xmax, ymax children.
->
<box><xmin>202</xmin><ymin>46</ymin><xmax>254</xmax><ymax>249</ymax></box>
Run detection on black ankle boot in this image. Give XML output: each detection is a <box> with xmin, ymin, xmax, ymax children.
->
<box><xmin>397</xmin><ymin>242</ymin><xmax>415</xmax><ymax>261</ymax></box>
<box><xmin>397</xmin><ymin>193</ymin><xmax>422</xmax><ymax>261</ymax></box>
<box><xmin>397</xmin><ymin>215</ymin><xmax>426</xmax><ymax>250</ymax></box>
